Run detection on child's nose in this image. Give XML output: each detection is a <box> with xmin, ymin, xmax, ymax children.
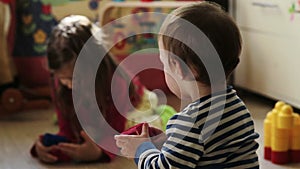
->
<box><xmin>60</xmin><ymin>79</ymin><xmax>73</xmax><ymax>89</ymax></box>
<box><xmin>64</xmin><ymin>79</ymin><xmax>73</xmax><ymax>89</ymax></box>
<box><xmin>66</xmin><ymin>82</ymin><xmax>72</xmax><ymax>89</ymax></box>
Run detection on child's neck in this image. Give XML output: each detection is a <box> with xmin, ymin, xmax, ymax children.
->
<box><xmin>184</xmin><ymin>81</ymin><xmax>226</xmax><ymax>102</ymax></box>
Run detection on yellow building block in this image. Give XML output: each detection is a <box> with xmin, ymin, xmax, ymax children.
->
<box><xmin>291</xmin><ymin>113</ymin><xmax>300</xmax><ymax>150</ymax></box>
<box><xmin>264</xmin><ymin>112</ymin><xmax>272</xmax><ymax>147</ymax></box>
<box><xmin>273</xmin><ymin>102</ymin><xmax>285</xmax><ymax>123</ymax></box>
<box><xmin>265</xmin><ymin>101</ymin><xmax>300</xmax><ymax>163</ymax></box>
<box><xmin>271</xmin><ymin>128</ymin><xmax>290</xmax><ymax>151</ymax></box>
<box><xmin>271</xmin><ymin>101</ymin><xmax>284</xmax><ymax>135</ymax></box>
<box><xmin>278</xmin><ymin>105</ymin><xmax>294</xmax><ymax>129</ymax></box>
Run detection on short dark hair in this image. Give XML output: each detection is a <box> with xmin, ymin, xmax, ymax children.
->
<box><xmin>159</xmin><ymin>2</ymin><xmax>242</xmax><ymax>85</ymax></box>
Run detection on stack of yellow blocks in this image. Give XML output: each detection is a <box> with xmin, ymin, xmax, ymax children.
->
<box><xmin>264</xmin><ymin>101</ymin><xmax>300</xmax><ymax>164</ymax></box>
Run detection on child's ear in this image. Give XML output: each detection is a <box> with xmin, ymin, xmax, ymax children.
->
<box><xmin>169</xmin><ymin>57</ymin><xmax>184</xmax><ymax>80</ymax></box>
<box><xmin>187</xmin><ymin>64</ymin><xmax>200</xmax><ymax>81</ymax></box>
<box><xmin>170</xmin><ymin>57</ymin><xmax>199</xmax><ymax>81</ymax></box>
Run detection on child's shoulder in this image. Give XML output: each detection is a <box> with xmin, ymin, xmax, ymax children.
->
<box><xmin>177</xmin><ymin>86</ymin><xmax>249</xmax><ymax>120</ymax></box>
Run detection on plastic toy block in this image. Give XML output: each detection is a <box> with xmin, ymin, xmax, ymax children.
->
<box><xmin>264</xmin><ymin>112</ymin><xmax>272</xmax><ymax>160</ymax></box>
<box><xmin>291</xmin><ymin>114</ymin><xmax>300</xmax><ymax>163</ymax></box>
<box><xmin>264</xmin><ymin>101</ymin><xmax>300</xmax><ymax>164</ymax></box>
<box><xmin>271</xmin><ymin>151</ymin><xmax>290</xmax><ymax>164</ymax></box>
<box><xmin>278</xmin><ymin>105</ymin><xmax>294</xmax><ymax>129</ymax></box>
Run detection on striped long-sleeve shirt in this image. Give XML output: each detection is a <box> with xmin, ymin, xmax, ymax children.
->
<box><xmin>135</xmin><ymin>86</ymin><xmax>259</xmax><ymax>169</ymax></box>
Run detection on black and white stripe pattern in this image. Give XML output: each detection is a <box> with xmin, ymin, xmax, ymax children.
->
<box><xmin>136</xmin><ymin>87</ymin><xmax>259</xmax><ymax>169</ymax></box>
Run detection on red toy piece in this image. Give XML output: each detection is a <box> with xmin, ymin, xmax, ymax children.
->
<box><xmin>122</xmin><ymin>122</ymin><xmax>163</xmax><ymax>136</ymax></box>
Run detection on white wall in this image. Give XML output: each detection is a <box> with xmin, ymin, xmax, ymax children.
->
<box><xmin>234</xmin><ymin>0</ymin><xmax>300</xmax><ymax>108</ymax></box>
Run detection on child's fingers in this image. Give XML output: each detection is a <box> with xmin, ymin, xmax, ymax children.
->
<box><xmin>115</xmin><ymin>139</ymin><xmax>128</xmax><ymax>148</ymax></box>
<box><xmin>116</xmin><ymin>134</ymin><xmax>147</xmax><ymax>140</ymax></box>
<box><xmin>120</xmin><ymin>147</ymin><xmax>128</xmax><ymax>156</ymax></box>
<box><xmin>114</xmin><ymin>135</ymin><xmax>130</xmax><ymax>140</ymax></box>
<box><xmin>114</xmin><ymin>135</ymin><xmax>128</xmax><ymax>147</ymax></box>
<box><xmin>58</xmin><ymin>143</ymin><xmax>79</xmax><ymax>156</ymax></box>
<box><xmin>36</xmin><ymin>140</ymin><xmax>47</xmax><ymax>150</ymax></box>
<box><xmin>36</xmin><ymin>140</ymin><xmax>57</xmax><ymax>152</ymax></box>
<box><xmin>58</xmin><ymin>142</ymin><xmax>79</xmax><ymax>149</ymax></box>
<box><xmin>141</xmin><ymin>123</ymin><xmax>149</xmax><ymax>137</ymax></box>
<box><xmin>58</xmin><ymin>144</ymin><xmax>78</xmax><ymax>157</ymax></box>
<box><xmin>42</xmin><ymin>153</ymin><xmax>58</xmax><ymax>163</ymax></box>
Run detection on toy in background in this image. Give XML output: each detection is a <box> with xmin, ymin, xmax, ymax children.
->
<box><xmin>0</xmin><ymin>88</ymin><xmax>51</xmax><ymax>117</ymax></box>
<box><xmin>0</xmin><ymin>0</ymin><xmax>51</xmax><ymax>117</ymax></box>
<box><xmin>10</xmin><ymin>0</ymin><xmax>56</xmax><ymax>115</ymax></box>
<box><xmin>51</xmin><ymin>0</ymin><xmax>100</xmax><ymax>22</ymax></box>
<box><xmin>13</xmin><ymin>0</ymin><xmax>57</xmax><ymax>88</ymax></box>
<box><xmin>100</xmin><ymin>2</ymin><xmax>180</xmax><ymax>93</ymax></box>
<box><xmin>125</xmin><ymin>90</ymin><xmax>176</xmax><ymax>131</ymax></box>
<box><xmin>42</xmin><ymin>133</ymin><xmax>69</xmax><ymax>147</ymax></box>
<box><xmin>105</xmin><ymin>6</ymin><xmax>164</xmax><ymax>56</ymax></box>
<box><xmin>264</xmin><ymin>101</ymin><xmax>300</xmax><ymax>164</ymax></box>
<box><xmin>289</xmin><ymin>0</ymin><xmax>300</xmax><ymax>21</ymax></box>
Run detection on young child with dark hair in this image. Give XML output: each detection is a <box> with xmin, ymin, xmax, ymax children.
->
<box><xmin>115</xmin><ymin>2</ymin><xmax>259</xmax><ymax>168</ymax></box>
<box><xmin>30</xmin><ymin>15</ymin><xmax>146</xmax><ymax>163</ymax></box>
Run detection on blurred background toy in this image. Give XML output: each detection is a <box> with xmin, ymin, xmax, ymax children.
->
<box><xmin>0</xmin><ymin>0</ymin><xmax>53</xmax><ymax>117</ymax></box>
<box><xmin>42</xmin><ymin>133</ymin><xmax>69</xmax><ymax>147</ymax></box>
<box><xmin>13</xmin><ymin>0</ymin><xmax>57</xmax><ymax>88</ymax></box>
<box><xmin>125</xmin><ymin>89</ymin><xmax>176</xmax><ymax>131</ymax></box>
<box><xmin>0</xmin><ymin>88</ymin><xmax>51</xmax><ymax>117</ymax></box>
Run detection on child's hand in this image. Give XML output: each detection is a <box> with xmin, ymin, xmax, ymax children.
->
<box><xmin>152</xmin><ymin>132</ymin><xmax>167</xmax><ymax>150</ymax></box>
<box><xmin>35</xmin><ymin>139</ymin><xmax>58</xmax><ymax>163</ymax></box>
<box><xmin>115</xmin><ymin>123</ymin><xmax>151</xmax><ymax>158</ymax></box>
<box><xmin>58</xmin><ymin>131</ymin><xmax>103</xmax><ymax>162</ymax></box>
